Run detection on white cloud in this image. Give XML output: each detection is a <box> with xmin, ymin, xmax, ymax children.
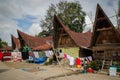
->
<box><xmin>83</xmin><ymin>16</ymin><xmax>93</xmax><ymax>32</ymax></box>
<box><xmin>0</xmin><ymin>0</ymin><xmax>118</xmax><ymax>46</ymax></box>
<box><xmin>0</xmin><ymin>20</ymin><xmax>21</xmax><ymax>46</ymax></box>
<box><xmin>28</xmin><ymin>23</ymin><xmax>42</xmax><ymax>36</ymax></box>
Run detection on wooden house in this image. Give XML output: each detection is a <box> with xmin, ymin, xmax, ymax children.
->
<box><xmin>53</xmin><ymin>15</ymin><xmax>92</xmax><ymax>57</ymax></box>
<box><xmin>0</xmin><ymin>46</ymin><xmax>12</xmax><ymax>52</ymax></box>
<box><xmin>11</xmin><ymin>30</ymin><xmax>52</xmax><ymax>51</ymax></box>
<box><xmin>11</xmin><ymin>35</ymin><xmax>21</xmax><ymax>50</ymax></box>
<box><xmin>90</xmin><ymin>4</ymin><xmax>120</xmax><ymax>61</ymax></box>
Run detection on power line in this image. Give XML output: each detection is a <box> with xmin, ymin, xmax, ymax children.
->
<box><xmin>85</xmin><ymin>14</ymin><xmax>118</xmax><ymax>26</ymax></box>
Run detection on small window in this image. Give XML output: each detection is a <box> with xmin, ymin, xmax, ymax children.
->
<box><xmin>97</xmin><ymin>51</ymin><xmax>104</xmax><ymax>53</ymax></box>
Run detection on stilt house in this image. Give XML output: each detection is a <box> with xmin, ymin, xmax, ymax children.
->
<box><xmin>90</xmin><ymin>4</ymin><xmax>120</xmax><ymax>61</ymax></box>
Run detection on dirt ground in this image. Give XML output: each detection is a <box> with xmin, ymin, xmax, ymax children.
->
<box><xmin>0</xmin><ymin>61</ymin><xmax>120</xmax><ymax>80</ymax></box>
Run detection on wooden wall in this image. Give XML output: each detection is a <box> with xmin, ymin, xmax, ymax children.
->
<box><xmin>93</xmin><ymin>49</ymin><xmax>120</xmax><ymax>61</ymax></box>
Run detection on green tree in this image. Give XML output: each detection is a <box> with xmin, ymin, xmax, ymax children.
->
<box><xmin>36</xmin><ymin>30</ymin><xmax>51</xmax><ymax>37</ymax></box>
<box><xmin>39</xmin><ymin>0</ymin><xmax>86</xmax><ymax>37</ymax></box>
<box><xmin>0</xmin><ymin>38</ymin><xmax>8</xmax><ymax>48</ymax></box>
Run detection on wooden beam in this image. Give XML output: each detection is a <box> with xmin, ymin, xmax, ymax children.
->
<box><xmin>96</xmin><ymin>43</ymin><xmax>120</xmax><ymax>46</ymax></box>
<box><xmin>96</xmin><ymin>17</ymin><xmax>107</xmax><ymax>21</ymax></box>
<box><xmin>97</xmin><ymin>27</ymin><xmax>112</xmax><ymax>31</ymax></box>
<box><xmin>60</xmin><ymin>33</ymin><xmax>68</xmax><ymax>36</ymax></box>
<box><xmin>92</xmin><ymin>46</ymin><xmax>120</xmax><ymax>50</ymax></box>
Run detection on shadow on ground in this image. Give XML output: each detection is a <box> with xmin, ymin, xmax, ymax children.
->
<box><xmin>0</xmin><ymin>69</ymin><xmax>10</xmax><ymax>73</ymax></box>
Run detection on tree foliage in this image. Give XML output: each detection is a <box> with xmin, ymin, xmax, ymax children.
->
<box><xmin>0</xmin><ymin>38</ymin><xmax>8</xmax><ymax>48</ymax></box>
<box><xmin>38</xmin><ymin>0</ymin><xmax>86</xmax><ymax>37</ymax></box>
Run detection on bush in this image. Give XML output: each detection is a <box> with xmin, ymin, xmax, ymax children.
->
<box><xmin>86</xmin><ymin>61</ymin><xmax>100</xmax><ymax>71</ymax></box>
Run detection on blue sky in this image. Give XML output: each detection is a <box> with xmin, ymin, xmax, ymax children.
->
<box><xmin>15</xmin><ymin>15</ymin><xmax>37</xmax><ymax>30</ymax></box>
<box><xmin>0</xmin><ymin>0</ymin><xmax>119</xmax><ymax>46</ymax></box>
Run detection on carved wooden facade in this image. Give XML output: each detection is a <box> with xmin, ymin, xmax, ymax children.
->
<box><xmin>53</xmin><ymin>15</ymin><xmax>92</xmax><ymax>57</ymax></box>
<box><xmin>91</xmin><ymin>4</ymin><xmax>120</xmax><ymax>61</ymax></box>
<box><xmin>53</xmin><ymin>15</ymin><xmax>77</xmax><ymax>48</ymax></box>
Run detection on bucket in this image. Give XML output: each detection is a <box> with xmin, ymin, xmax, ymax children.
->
<box><xmin>82</xmin><ymin>69</ymin><xmax>87</xmax><ymax>74</ymax></box>
<box><xmin>109</xmin><ymin>65</ymin><xmax>117</xmax><ymax>76</ymax></box>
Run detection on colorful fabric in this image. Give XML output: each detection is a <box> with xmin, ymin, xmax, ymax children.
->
<box><xmin>2</xmin><ymin>52</ymin><xmax>11</xmax><ymax>61</ymax></box>
<box><xmin>0</xmin><ymin>51</ymin><xmax>3</xmax><ymax>60</ymax></box>
<box><xmin>64</xmin><ymin>54</ymin><xmax>67</xmax><ymax>59</ymax></box>
<box><xmin>87</xmin><ymin>56</ymin><xmax>92</xmax><ymax>61</ymax></box>
<box><xmin>69</xmin><ymin>56</ymin><xmax>74</xmax><ymax>66</ymax></box>
<box><xmin>11</xmin><ymin>52</ymin><xmax>22</xmax><ymax>62</ymax></box>
<box><xmin>77</xmin><ymin>65</ymin><xmax>81</xmax><ymax>68</ymax></box>
<box><xmin>33</xmin><ymin>52</ymin><xmax>39</xmax><ymax>58</ymax></box>
<box><xmin>45</xmin><ymin>50</ymin><xmax>53</xmax><ymax>57</ymax></box>
<box><xmin>75</xmin><ymin>58</ymin><xmax>81</xmax><ymax>65</ymax></box>
<box><xmin>29</xmin><ymin>52</ymin><xmax>35</xmax><ymax>57</ymax></box>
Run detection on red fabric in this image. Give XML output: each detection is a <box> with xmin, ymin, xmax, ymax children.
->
<box><xmin>87</xmin><ymin>68</ymin><xmax>94</xmax><ymax>73</ymax></box>
<box><xmin>0</xmin><ymin>52</ymin><xmax>3</xmax><ymax>60</ymax></box>
<box><xmin>75</xmin><ymin>58</ymin><xmax>81</xmax><ymax>65</ymax></box>
<box><xmin>64</xmin><ymin>54</ymin><xmax>67</xmax><ymax>59</ymax></box>
<box><xmin>3</xmin><ymin>53</ymin><xmax>11</xmax><ymax>56</ymax></box>
<box><xmin>2</xmin><ymin>52</ymin><xmax>11</xmax><ymax>61</ymax></box>
<box><xmin>29</xmin><ymin>52</ymin><xmax>35</xmax><ymax>57</ymax></box>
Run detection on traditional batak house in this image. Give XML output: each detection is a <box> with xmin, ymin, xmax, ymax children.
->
<box><xmin>0</xmin><ymin>46</ymin><xmax>12</xmax><ymax>52</ymax></box>
<box><xmin>11</xmin><ymin>35</ymin><xmax>21</xmax><ymax>51</ymax></box>
<box><xmin>53</xmin><ymin>15</ymin><xmax>92</xmax><ymax>57</ymax></box>
<box><xmin>53</xmin><ymin>4</ymin><xmax>120</xmax><ymax>68</ymax></box>
<box><xmin>90</xmin><ymin>4</ymin><xmax>120</xmax><ymax>68</ymax></box>
<box><xmin>11</xmin><ymin>30</ymin><xmax>53</xmax><ymax>60</ymax></box>
<box><xmin>17</xmin><ymin>29</ymin><xmax>52</xmax><ymax>51</ymax></box>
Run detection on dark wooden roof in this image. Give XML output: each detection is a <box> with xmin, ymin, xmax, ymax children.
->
<box><xmin>117</xmin><ymin>28</ymin><xmax>120</xmax><ymax>34</ymax></box>
<box><xmin>53</xmin><ymin>15</ymin><xmax>92</xmax><ymax>49</ymax></box>
<box><xmin>90</xmin><ymin>4</ymin><xmax>120</xmax><ymax>48</ymax></box>
<box><xmin>17</xmin><ymin>30</ymin><xmax>53</xmax><ymax>50</ymax></box>
<box><xmin>11</xmin><ymin>35</ymin><xmax>21</xmax><ymax>50</ymax></box>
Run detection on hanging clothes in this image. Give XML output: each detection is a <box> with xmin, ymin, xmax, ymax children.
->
<box><xmin>11</xmin><ymin>52</ymin><xmax>22</xmax><ymax>62</ymax></box>
<box><xmin>69</xmin><ymin>56</ymin><xmax>74</xmax><ymax>66</ymax></box>
<box><xmin>75</xmin><ymin>57</ymin><xmax>81</xmax><ymax>69</ymax></box>
<box><xmin>45</xmin><ymin>50</ymin><xmax>53</xmax><ymax>57</ymax></box>
<box><xmin>33</xmin><ymin>51</ymin><xmax>39</xmax><ymax>58</ymax></box>
<box><xmin>0</xmin><ymin>51</ymin><xmax>3</xmax><ymax>60</ymax></box>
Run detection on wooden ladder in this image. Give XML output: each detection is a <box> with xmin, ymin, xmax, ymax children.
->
<box><xmin>101</xmin><ymin>59</ymin><xmax>112</xmax><ymax>70</ymax></box>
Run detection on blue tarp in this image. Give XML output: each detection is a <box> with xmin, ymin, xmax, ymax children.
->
<box><xmin>34</xmin><ymin>57</ymin><xmax>47</xmax><ymax>64</ymax></box>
